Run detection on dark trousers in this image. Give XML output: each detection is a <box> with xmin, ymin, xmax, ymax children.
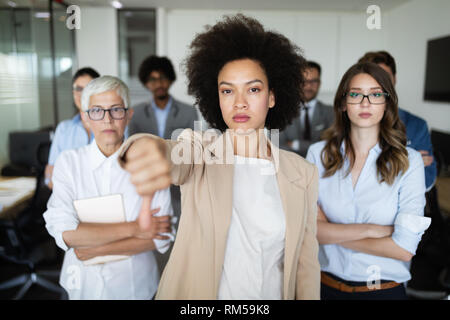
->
<box><xmin>321</xmin><ymin>273</ymin><xmax>408</xmax><ymax>300</ymax></box>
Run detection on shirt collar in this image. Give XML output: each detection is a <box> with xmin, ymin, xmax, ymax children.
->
<box><xmin>339</xmin><ymin>140</ymin><xmax>382</xmax><ymax>156</ymax></box>
<box><xmin>72</xmin><ymin>113</ymin><xmax>82</xmax><ymax>124</ymax></box>
<box><xmin>88</xmin><ymin>139</ymin><xmax>121</xmax><ymax>171</ymax></box>
<box><xmin>304</xmin><ymin>99</ymin><xmax>317</xmax><ymax>109</ymax></box>
<box><xmin>151</xmin><ymin>96</ymin><xmax>173</xmax><ymax>113</ymax></box>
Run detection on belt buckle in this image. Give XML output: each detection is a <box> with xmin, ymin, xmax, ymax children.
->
<box><xmin>338</xmin><ymin>281</ymin><xmax>353</xmax><ymax>293</ymax></box>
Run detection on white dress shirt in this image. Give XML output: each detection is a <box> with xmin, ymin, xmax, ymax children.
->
<box><xmin>217</xmin><ymin>155</ymin><xmax>286</xmax><ymax>300</ymax></box>
<box><xmin>291</xmin><ymin>99</ymin><xmax>317</xmax><ymax>152</ymax></box>
<box><xmin>306</xmin><ymin>141</ymin><xmax>430</xmax><ymax>283</ymax></box>
<box><xmin>44</xmin><ymin>140</ymin><xmax>174</xmax><ymax>300</ymax></box>
<box><xmin>301</xmin><ymin>99</ymin><xmax>317</xmax><ymax>125</ymax></box>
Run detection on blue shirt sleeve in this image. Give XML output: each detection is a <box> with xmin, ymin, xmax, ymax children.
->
<box><xmin>48</xmin><ymin>121</ymin><xmax>68</xmax><ymax>165</ymax></box>
<box><xmin>404</xmin><ymin>114</ymin><xmax>437</xmax><ymax>190</ymax></box>
<box><xmin>391</xmin><ymin>150</ymin><xmax>431</xmax><ymax>254</ymax></box>
<box><xmin>414</xmin><ymin>121</ymin><xmax>437</xmax><ymax>190</ymax></box>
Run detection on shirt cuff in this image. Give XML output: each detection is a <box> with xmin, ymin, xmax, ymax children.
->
<box><xmin>153</xmin><ymin>226</ymin><xmax>176</xmax><ymax>254</ymax></box>
<box><xmin>392</xmin><ymin>213</ymin><xmax>431</xmax><ymax>254</ymax></box>
<box><xmin>50</xmin><ymin>222</ymin><xmax>79</xmax><ymax>252</ymax></box>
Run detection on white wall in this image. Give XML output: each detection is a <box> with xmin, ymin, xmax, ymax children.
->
<box><xmin>74</xmin><ymin>3</ymin><xmax>450</xmax><ymax>132</ymax></box>
<box><xmin>386</xmin><ymin>0</ymin><xmax>450</xmax><ymax>132</ymax></box>
<box><xmin>158</xmin><ymin>8</ymin><xmax>389</xmax><ymax>108</ymax></box>
<box><xmin>75</xmin><ymin>7</ymin><xmax>119</xmax><ymax>76</ymax></box>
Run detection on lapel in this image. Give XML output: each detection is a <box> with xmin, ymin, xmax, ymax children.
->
<box><xmin>204</xmin><ymin>131</ymin><xmax>235</xmax><ymax>295</ymax></box>
<box><xmin>204</xmin><ymin>131</ymin><xmax>306</xmax><ymax>298</ymax></box>
<box><xmin>274</xmin><ymin>147</ymin><xmax>306</xmax><ymax>299</ymax></box>
<box><xmin>311</xmin><ymin>102</ymin><xmax>325</xmax><ymax>138</ymax></box>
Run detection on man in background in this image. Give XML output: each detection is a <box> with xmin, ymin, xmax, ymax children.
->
<box><xmin>358</xmin><ymin>51</ymin><xmax>437</xmax><ymax>191</ymax></box>
<box><xmin>279</xmin><ymin>61</ymin><xmax>334</xmax><ymax>157</ymax></box>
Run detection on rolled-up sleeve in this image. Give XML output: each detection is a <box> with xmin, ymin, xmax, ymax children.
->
<box><xmin>43</xmin><ymin>153</ymin><xmax>79</xmax><ymax>251</ymax></box>
<box><xmin>391</xmin><ymin>150</ymin><xmax>431</xmax><ymax>254</ymax></box>
<box><xmin>151</xmin><ymin>187</ymin><xmax>175</xmax><ymax>254</ymax></box>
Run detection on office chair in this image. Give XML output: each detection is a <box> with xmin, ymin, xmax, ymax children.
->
<box><xmin>0</xmin><ymin>141</ymin><xmax>64</xmax><ymax>299</ymax></box>
<box><xmin>0</xmin><ymin>219</ymin><xmax>64</xmax><ymax>299</ymax></box>
<box><xmin>406</xmin><ymin>132</ymin><xmax>450</xmax><ymax>299</ymax></box>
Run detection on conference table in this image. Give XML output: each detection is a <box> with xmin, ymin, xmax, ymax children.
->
<box><xmin>0</xmin><ymin>176</ymin><xmax>36</xmax><ymax>220</ymax></box>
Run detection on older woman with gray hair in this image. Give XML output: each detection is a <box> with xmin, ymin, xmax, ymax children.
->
<box><xmin>43</xmin><ymin>75</ymin><xmax>174</xmax><ymax>300</ymax></box>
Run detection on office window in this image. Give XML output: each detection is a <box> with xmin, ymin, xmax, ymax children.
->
<box><xmin>118</xmin><ymin>9</ymin><xmax>156</xmax><ymax>106</ymax></box>
<box><xmin>0</xmin><ymin>0</ymin><xmax>76</xmax><ymax>167</ymax></box>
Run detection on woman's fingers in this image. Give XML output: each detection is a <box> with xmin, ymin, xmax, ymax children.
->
<box><xmin>150</xmin><ymin>207</ymin><xmax>161</xmax><ymax>216</ymax></box>
<box><xmin>135</xmin><ymin>175</ymin><xmax>171</xmax><ymax>196</ymax></box>
<box><xmin>138</xmin><ymin>194</ymin><xmax>153</xmax><ymax>231</ymax></box>
<box><xmin>124</xmin><ymin>137</ymin><xmax>171</xmax><ymax>197</ymax></box>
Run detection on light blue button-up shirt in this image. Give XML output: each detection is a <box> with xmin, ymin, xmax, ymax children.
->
<box><xmin>151</xmin><ymin>97</ymin><xmax>173</xmax><ymax>138</ymax></box>
<box><xmin>306</xmin><ymin>141</ymin><xmax>430</xmax><ymax>283</ymax></box>
<box><xmin>48</xmin><ymin>114</ymin><xmax>129</xmax><ymax>165</ymax></box>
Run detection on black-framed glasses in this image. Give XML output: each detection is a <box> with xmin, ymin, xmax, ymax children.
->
<box><xmin>73</xmin><ymin>86</ymin><xmax>84</xmax><ymax>93</ymax></box>
<box><xmin>345</xmin><ymin>92</ymin><xmax>389</xmax><ymax>104</ymax></box>
<box><xmin>304</xmin><ymin>79</ymin><xmax>320</xmax><ymax>86</ymax></box>
<box><xmin>148</xmin><ymin>75</ymin><xmax>169</xmax><ymax>83</ymax></box>
<box><xmin>86</xmin><ymin>106</ymin><xmax>128</xmax><ymax>121</ymax></box>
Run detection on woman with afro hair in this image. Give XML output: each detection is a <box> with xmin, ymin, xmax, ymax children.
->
<box><xmin>118</xmin><ymin>14</ymin><xmax>320</xmax><ymax>299</ymax></box>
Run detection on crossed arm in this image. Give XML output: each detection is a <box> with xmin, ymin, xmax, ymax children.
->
<box><xmin>316</xmin><ymin>206</ymin><xmax>413</xmax><ymax>262</ymax></box>
<box><xmin>63</xmin><ymin>200</ymin><xmax>171</xmax><ymax>261</ymax></box>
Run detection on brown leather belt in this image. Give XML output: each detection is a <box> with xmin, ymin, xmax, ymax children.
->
<box><xmin>321</xmin><ymin>272</ymin><xmax>401</xmax><ymax>293</ymax></box>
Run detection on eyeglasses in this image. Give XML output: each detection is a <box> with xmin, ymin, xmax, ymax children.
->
<box><xmin>73</xmin><ymin>86</ymin><xmax>84</xmax><ymax>94</ymax></box>
<box><xmin>304</xmin><ymin>79</ymin><xmax>320</xmax><ymax>86</ymax></box>
<box><xmin>147</xmin><ymin>75</ymin><xmax>169</xmax><ymax>84</ymax></box>
<box><xmin>345</xmin><ymin>92</ymin><xmax>389</xmax><ymax>104</ymax></box>
<box><xmin>86</xmin><ymin>106</ymin><xmax>128</xmax><ymax>121</ymax></box>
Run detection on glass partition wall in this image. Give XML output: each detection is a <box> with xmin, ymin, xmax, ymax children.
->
<box><xmin>0</xmin><ymin>0</ymin><xmax>76</xmax><ymax>166</ymax></box>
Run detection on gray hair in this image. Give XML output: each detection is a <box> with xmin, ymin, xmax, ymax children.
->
<box><xmin>81</xmin><ymin>75</ymin><xmax>130</xmax><ymax>112</ymax></box>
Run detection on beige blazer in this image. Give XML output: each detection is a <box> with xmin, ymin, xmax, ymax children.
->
<box><xmin>119</xmin><ymin>129</ymin><xmax>320</xmax><ymax>300</ymax></box>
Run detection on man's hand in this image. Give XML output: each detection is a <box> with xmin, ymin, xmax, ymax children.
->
<box><xmin>124</xmin><ymin>137</ymin><xmax>171</xmax><ymax>196</ymax></box>
<box><xmin>134</xmin><ymin>195</ymin><xmax>171</xmax><ymax>240</ymax></box>
<box><xmin>419</xmin><ymin>150</ymin><xmax>434</xmax><ymax>167</ymax></box>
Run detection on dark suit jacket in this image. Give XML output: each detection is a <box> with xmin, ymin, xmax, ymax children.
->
<box><xmin>129</xmin><ymin>98</ymin><xmax>198</xmax><ymax>140</ymax></box>
<box><xmin>280</xmin><ymin>100</ymin><xmax>334</xmax><ymax>157</ymax></box>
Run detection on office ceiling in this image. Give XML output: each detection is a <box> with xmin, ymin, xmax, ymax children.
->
<box><xmin>1</xmin><ymin>0</ymin><xmax>411</xmax><ymax>12</ymax></box>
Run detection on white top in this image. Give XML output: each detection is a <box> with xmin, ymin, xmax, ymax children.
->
<box><xmin>306</xmin><ymin>141</ymin><xmax>430</xmax><ymax>283</ymax></box>
<box><xmin>217</xmin><ymin>155</ymin><xmax>286</xmax><ymax>300</ymax></box>
<box><xmin>43</xmin><ymin>140</ymin><xmax>174</xmax><ymax>300</ymax></box>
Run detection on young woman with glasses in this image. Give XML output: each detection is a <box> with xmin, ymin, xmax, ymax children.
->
<box><xmin>306</xmin><ymin>62</ymin><xmax>431</xmax><ymax>300</ymax></box>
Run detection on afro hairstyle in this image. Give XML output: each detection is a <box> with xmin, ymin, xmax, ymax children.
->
<box><xmin>184</xmin><ymin>14</ymin><xmax>307</xmax><ymax>132</ymax></box>
<box><xmin>138</xmin><ymin>55</ymin><xmax>176</xmax><ymax>85</ymax></box>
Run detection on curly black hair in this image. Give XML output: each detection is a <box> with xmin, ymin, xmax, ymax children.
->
<box><xmin>184</xmin><ymin>14</ymin><xmax>307</xmax><ymax>132</ymax></box>
<box><xmin>138</xmin><ymin>55</ymin><xmax>176</xmax><ymax>85</ymax></box>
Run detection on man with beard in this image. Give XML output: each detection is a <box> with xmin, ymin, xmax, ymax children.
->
<box><xmin>280</xmin><ymin>61</ymin><xmax>334</xmax><ymax>158</ymax></box>
<box><xmin>129</xmin><ymin>55</ymin><xmax>198</xmax><ymax>274</ymax></box>
<box><xmin>130</xmin><ymin>55</ymin><xmax>198</xmax><ymax>139</ymax></box>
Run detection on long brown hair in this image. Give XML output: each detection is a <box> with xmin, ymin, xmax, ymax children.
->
<box><xmin>321</xmin><ymin>62</ymin><xmax>408</xmax><ymax>185</ymax></box>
